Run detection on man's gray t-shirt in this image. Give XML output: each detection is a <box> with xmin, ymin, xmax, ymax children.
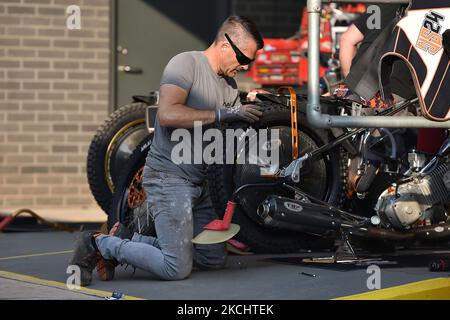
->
<box><xmin>146</xmin><ymin>51</ymin><xmax>238</xmax><ymax>184</ymax></box>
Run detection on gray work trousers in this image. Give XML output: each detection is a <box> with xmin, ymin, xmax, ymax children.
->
<box><xmin>95</xmin><ymin>167</ymin><xmax>227</xmax><ymax>280</ymax></box>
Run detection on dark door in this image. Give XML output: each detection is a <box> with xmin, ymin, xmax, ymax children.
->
<box><xmin>112</xmin><ymin>0</ymin><xmax>230</xmax><ymax>108</ymax></box>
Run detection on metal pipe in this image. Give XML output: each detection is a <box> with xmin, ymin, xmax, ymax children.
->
<box><xmin>348</xmin><ymin>222</ymin><xmax>450</xmax><ymax>241</ymax></box>
<box><xmin>307</xmin><ymin>99</ymin><xmax>412</xmax><ymax>160</ymax></box>
<box><xmin>307</xmin><ymin>0</ymin><xmax>450</xmax><ymax>128</ymax></box>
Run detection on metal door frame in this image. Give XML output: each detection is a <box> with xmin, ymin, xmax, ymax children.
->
<box><xmin>108</xmin><ymin>0</ymin><xmax>231</xmax><ymax>113</ymax></box>
<box><xmin>109</xmin><ymin>0</ymin><xmax>118</xmax><ymax>113</ymax></box>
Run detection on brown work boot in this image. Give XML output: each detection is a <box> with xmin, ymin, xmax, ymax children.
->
<box><xmin>95</xmin><ymin>222</ymin><xmax>134</xmax><ymax>281</ymax></box>
<box><xmin>69</xmin><ymin>231</ymin><xmax>103</xmax><ymax>287</ymax></box>
<box><xmin>96</xmin><ymin>256</ymin><xmax>117</xmax><ymax>281</ymax></box>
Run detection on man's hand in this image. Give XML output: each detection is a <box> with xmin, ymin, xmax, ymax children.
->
<box><xmin>246</xmin><ymin>89</ymin><xmax>271</xmax><ymax>102</ymax></box>
<box><xmin>215</xmin><ymin>104</ymin><xmax>263</xmax><ymax>124</ymax></box>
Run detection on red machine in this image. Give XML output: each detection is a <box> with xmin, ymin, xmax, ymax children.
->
<box><xmin>248</xmin><ymin>4</ymin><xmax>366</xmax><ymax>87</ymax></box>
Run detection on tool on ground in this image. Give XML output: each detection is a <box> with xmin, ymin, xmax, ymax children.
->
<box><xmin>300</xmin><ymin>272</ymin><xmax>317</xmax><ymax>278</ymax></box>
<box><xmin>429</xmin><ymin>259</ymin><xmax>450</xmax><ymax>272</ymax></box>
<box><xmin>104</xmin><ymin>291</ymin><xmax>124</xmax><ymax>300</ymax></box>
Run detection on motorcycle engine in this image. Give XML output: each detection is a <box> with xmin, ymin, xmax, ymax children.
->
<box><xmin>375</xmin><ymin>161</ymin><xmax>450</xmax><ymax>230</ymax></box>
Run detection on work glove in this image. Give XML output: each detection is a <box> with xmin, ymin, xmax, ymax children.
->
<box><xmin>215</xmin><ymin>103</ymin><xmax>263</xmax><ymax>124</ymax></box>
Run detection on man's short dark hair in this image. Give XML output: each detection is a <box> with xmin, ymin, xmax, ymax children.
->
<box><xmin>215</xmin><ymin>15</ymin><xmax>264</xmax><ymax>50</ymax></box>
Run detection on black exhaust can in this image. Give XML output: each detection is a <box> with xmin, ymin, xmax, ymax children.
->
<box><xmin>257</xmin><ymin>195</ymin><xmax>342</xmax><ymax>235</ymax></box>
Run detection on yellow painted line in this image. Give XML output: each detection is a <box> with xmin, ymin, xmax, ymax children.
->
<box><xmin>0</xmin><ymin>250</ymin><xmax>74</xmax><ymax>261</ymax></box>
<box><xmin>335</xmin><ymin>278</ymin><xmax>450</xmax><ymax>300</ymax></box>
<box><xmin>0</xmin><ymin>270</ymin><xmax>145</xmax><ymax>300</ymax></box>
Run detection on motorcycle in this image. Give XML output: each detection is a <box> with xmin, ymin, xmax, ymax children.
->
<box><xmin>194</xmin><ymin>0</ymin><xmax>450</xmax><ymax>254</ymax></box>
<box><xmin>107</xmin><ymin>89</ymin><xmax>449</xmax><ymax>254</ymax></box>
<box><xmin>197</xmin><ymin>96</ymin><xmax>450</xmax><ymax>255</ymax></box>
<box><xmin>89</xmin><ymin>0</ymin><xmax>450</xmax><ymax>254</ymax></box>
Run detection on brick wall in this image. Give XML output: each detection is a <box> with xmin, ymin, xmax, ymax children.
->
<box><xmin>232</xmin><ymin>0</ymin><xmax>306</xmax><ymax>38</ymax></box>
<box><xmin>0</xmin><ymin>0</ymin><xmax>109</xmax><ymax>211</ymax></box>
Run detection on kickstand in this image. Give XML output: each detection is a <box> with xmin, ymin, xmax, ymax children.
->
<box><xmin>333</xmin><ymin>232</ymin><xmax>357</xmax><ymax>262</ymax></box>
<box><xmin>302</xmin><ymin>234</ymin><xmax>398</xmax><ymax>266</ymax></box>
<box><xmin>303</xmin><ymin>232</ymin><xmax>358</xmax><ymax>264</ymax></box>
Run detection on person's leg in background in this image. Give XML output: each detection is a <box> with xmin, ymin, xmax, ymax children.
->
<box><xmin>192</xmin><ymin>181</ymin><xmax>228</xmax><ymax>270</ymax></box>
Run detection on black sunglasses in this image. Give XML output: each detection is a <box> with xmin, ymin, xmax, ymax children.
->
<box><xmin>224</xmin><ymin>33</ymin><xmax>254</xmax><ymax>66</ymax></box>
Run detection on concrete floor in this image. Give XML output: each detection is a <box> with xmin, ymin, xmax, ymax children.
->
<box><xmin>0</xmin><ymin>276</ymin><xmax>104</xmax><ymax>300</ymax></box>
<box><xmin>0</xmin><ymin>231</ymin><xmax>448</xmax><ymax>300</ymax></box>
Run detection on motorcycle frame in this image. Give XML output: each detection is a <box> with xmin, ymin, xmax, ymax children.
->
<box><xmin>231</xmin><ymin>101</ymin><xmax>413</xmax><ymax>206</ymax></box>
<box><xmin>284</xmin><ymin>98</ymin><xmax>416</xmax><ymax>183</ymax></box>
